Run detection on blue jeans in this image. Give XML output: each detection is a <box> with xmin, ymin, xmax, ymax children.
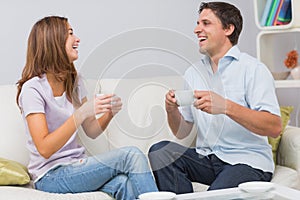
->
<box><xmin>148</xmin><ymin>141</ymin><xmax>272</xmax><ymax>194</ymax></box>
<box><xmin>35</xmin><ymin>146</ymin><xmax>158</xmax><ymax>200</ymax></box>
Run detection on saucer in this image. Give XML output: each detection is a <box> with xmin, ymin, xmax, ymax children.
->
<box><xmin>238</xmin><ymin>181</ymin><xmax>274</xmax><ymax>193</ymax></box>
<box><xmin>138</xmin><ymin>191</ymin><xmax>176</xmax><ymax>200</ymax></box>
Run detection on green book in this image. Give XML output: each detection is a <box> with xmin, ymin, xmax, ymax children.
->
<box><xmin>266</xmin><ymin>0</ymin><xmax>279</xmax><ymax>26</ymax></box>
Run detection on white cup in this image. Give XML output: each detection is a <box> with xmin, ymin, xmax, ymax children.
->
<box><xmin>96</xmin><ymin>93</ymin><xmax>105</xmax><ymax>98</ymax></box>
<box><xmin>139</xmin><ymin>191</ymin><xmax>176</xmax><ymax>200</ymax></box>
<box><xmin>96</xmin><ymin>93</ymin><xmax>116</xmax><ymax>104</ymax></box>
<box><xmin>174</xmin><ymin>90</ymin><xmax>194</xmax><ymax>106</ymax></box>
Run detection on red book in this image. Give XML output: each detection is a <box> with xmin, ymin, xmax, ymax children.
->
<box><xmin>273</xmin><ymin>0</ymin><xmax>284</xmax><ymax>25</ymax></box>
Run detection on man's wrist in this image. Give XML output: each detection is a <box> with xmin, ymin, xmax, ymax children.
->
<box><xmin>224</xmin><ymin>99</ymin><xmax>232</xmax><ymax>116</ymax></box>
<box><xmin>166</xmin><ymin>106</ymin><xmax>179</xmax><ymax>114</ymax></box>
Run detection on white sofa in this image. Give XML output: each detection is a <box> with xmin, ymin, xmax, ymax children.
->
<box><xmin>1</xmin><ymin>76</ymin><xmax>300</xmax><ymax>199</ymax></box>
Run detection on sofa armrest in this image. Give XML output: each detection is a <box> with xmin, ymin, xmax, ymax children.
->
<box><xmin>277</xmin><ymin>126</ymin><xmax>300</xmax><ymax>172</ymax></box>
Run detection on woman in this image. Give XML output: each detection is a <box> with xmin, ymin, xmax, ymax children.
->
<box><xmin>16</xmin><ymin>16</ymin><xmax>158</xmax><ymax>200</ymax></box>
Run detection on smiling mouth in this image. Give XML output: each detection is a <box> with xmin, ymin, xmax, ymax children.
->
<box><xmin>198</xmin><ymin>37</ymin><xmax>207</xmax><ymax>42</ymax></box>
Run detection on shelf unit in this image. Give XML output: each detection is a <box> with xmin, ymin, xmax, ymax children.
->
<box><xmin>257</xmin><ymin>28</ymin><xmax>300</xmax><ymax>70</ymax></box>
<box><xmin>254</xmin><ymin>0</ymin><xmax>300</xmax><ymax>30</ymax></box>
<box><xmin>275</xmin><ymin>80</ymin><xmax>300</xmax><ymax>88</ymax></box>
<box><xmin>254</xmin><ymin>0</ymin><xmax>300</xmax><ymax>126</ymax></box>
<box><xmin>256</xmin><ymin>28</ymin><xmax>300</xmax><ymax>88</ymax></box>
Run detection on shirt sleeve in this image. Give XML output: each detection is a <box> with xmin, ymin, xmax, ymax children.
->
<box><xmin>19</xmin><ymin>86</ymin><xmax>45</xmax><ymax>117</ymax></box>
<box><xmin>246</xmin><ymin>62</ymin><xmax>281</xmax><ymax>117</ymax></box>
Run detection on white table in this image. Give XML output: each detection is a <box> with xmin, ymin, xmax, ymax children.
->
<box><xmin>175</xmin><ymin>184</ymin><xmax>300</xmax><ymax>200</ymax></box>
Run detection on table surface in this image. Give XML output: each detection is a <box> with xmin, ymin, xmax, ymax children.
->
<box><xmin>175</xmin><ymin>184</ymin><xmax>300</xmax><ymax>200</ymax></box>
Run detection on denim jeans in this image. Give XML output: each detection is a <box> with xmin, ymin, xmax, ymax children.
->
<box><xmin>35</xmin><ymin>146</ymin><xmax>158</xmax><ymax>200</ymax></box>
<box><xmin>148</xmin><ymin>141</ymin><xmax>272</xmax><ymax>194</ymax></box>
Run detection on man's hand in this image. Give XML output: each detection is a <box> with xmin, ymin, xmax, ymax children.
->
<box><xmin>165</xmin><ymin>90</ymin><xmax>178</xmax><ymax>112</ymax></box>
<box><xmin>193</xmin><ymin>90</ymin><xmax>227</xmax><ymax>115</ymax></box>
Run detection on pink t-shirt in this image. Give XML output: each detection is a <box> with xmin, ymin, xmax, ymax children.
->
<box><xmin>19</xmin><ymin>74</ymin><xmax>87</xmax><ymax>182</ymax></box>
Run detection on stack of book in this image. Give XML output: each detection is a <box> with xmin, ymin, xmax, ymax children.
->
<box><xmin>260</xmin><ymin>0</ymin><xmax>292</xmax><ymax>27</ymax></box>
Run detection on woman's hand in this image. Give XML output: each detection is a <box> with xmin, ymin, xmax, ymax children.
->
<box><xmin>94</xmin><ymin>94</ymin><xmax>116</xmax><ymax>115</ymax></box>
<box><xmin>110</xmin><ymin>95</ymin><xmax>122</xmax><ymax>115</ymax></box>
<box><xmin>78</xmin><ymin>94</ymin><xmax>112</xmax><ymax>120</ymax></box>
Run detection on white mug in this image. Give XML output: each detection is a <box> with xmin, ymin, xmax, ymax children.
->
<box><xmin>96</xmin><ymin>93</ymin><xmax>116</xmax><ymax>105</ymax></box>
<box><xmin>174</xmin><ymin>90</ymin><xmax>194</xmax><ymax>106</ymax></box>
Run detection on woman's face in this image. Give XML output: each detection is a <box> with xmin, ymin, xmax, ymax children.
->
<box><xmin>65</xmin><ymin>23</ymin><xmax>80</xmax><ymax>63</ymax></box>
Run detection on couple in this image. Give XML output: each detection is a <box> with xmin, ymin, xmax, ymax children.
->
<box><xmin>16</xmin><ymin>2</ymin><xmax>281</xmax><ymax>200</ymax></box>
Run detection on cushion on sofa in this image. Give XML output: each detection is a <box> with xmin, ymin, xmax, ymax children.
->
<box><xmin>0</xmin><ymin>85</ymin><xmax>29</xmax><ymax>166</ymax></box>
<box><xmin>268</xmin><ymin>106</ymin><xmax>293</xmax><ymax>164</ymax></box>
<box><xmin>0</xmin><ymin>157</ymin><xmax>30</xmax><ymax>186</ymax></box>
<box><xmin>271</xmin><ymin>165</ymin><xmax>300</xmax><ymax>189</ymax></box>
<box><xmin>78</xmin><ymin>77</ymin><xmax>197</xmax><ymax>156</ymax></box>
<box><xmin>0</xmin><ymin>186</ymin><xmax>114</xmax><ymax>200</ymax></box>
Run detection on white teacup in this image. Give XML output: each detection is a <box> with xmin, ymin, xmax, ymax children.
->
<box><xmin>96</xmin><ymin>93</ymin><xmax>105</xmax><ymax>98</ymax></box>
<box><xmin>138</xmin><ymin>191</ymin><xmax>176</xmax><ymax>200</ymax></box>
<box><xmin>174</xmin><ymin>90</ymin><xmax>194</xmax><ymax>106</ymax></box>
<box><xmin>96</xmin><ymin>93</ymin><xmax>116</xmax><ymax>105</ymax></box>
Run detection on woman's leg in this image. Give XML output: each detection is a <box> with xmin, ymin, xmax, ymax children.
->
<box><xmin>35</xmin><ymin>146</ymin><xmax>157</xmax><ymax>200</ymax></box>
<box><xmin>107</xmin><ymin>146</ymin><xmax>158</xmax><ymax>197</ymax></box>
<box><xmin>100</xmin><ymin>174</ymin><xmax>134</xmax><ymax>200</ymax></box>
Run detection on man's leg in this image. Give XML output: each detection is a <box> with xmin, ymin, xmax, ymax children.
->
<box><xmin>148</xmin><ymin>141</ymin><xmax>216</xmax><ymax>194</ymax></box>
<box><xmin>209</xmin><ymin>155</ymin><xmax>272</xmax><ymax>190</ymax></box>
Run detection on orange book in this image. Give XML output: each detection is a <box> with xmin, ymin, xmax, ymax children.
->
<box><xmin>273</xmin><ymin>0</ymin><xmax>284</xmax><ymax>25</ymax></box>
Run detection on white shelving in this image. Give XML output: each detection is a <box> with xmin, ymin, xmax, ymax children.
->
<box><xmin>275</xmin><ymin>80</ymin><xmax>300</xmax><ymax>88</ymax></box>
<box><xmin>255</xmin><ymin>0</ymin><xmax>300</xmax><ymax>86</ymax></box>
<box><xmin>254</xmin><ymin>0</ymin><xmax>300</xmax><ymax>30</ymax></box>
<box><xmin>257</xmin><ymin>28</ymin><xmax>300</xmax><ymax>72</ymax></box>
<box><xmin>257</xmin><ymin>28</ymin><xmax>300</xmax><ymax>88</ymax></box>
<box><xmin>254</xmin><ymin>0</ymin><xmax>300</xmax><ymax>127</ymax></box>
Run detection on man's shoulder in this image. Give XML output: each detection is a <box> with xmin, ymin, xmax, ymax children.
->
<box><xmin>229</xmin><ymin>46</ymin><xmax>260</xmax><ymax>64</ymax></box>
<box><xmin>239</xmin><ymin>52</ymin><xmax>256</xmax><ymax>60</ymax></box>
<box><xmin>238</xmin><ymin>52</ymin><xmax>266</xmax><ymax>68</ymax></box>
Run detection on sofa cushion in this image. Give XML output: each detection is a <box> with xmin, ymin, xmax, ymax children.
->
<box><xmin>0</xmin><ymin>157</ymin><xmax>30</xmax><ymax>185</ymax></box>
<box><xmin>0</xmin><ymin>85</ymin><xmax>29</xmax><ymax>166</ymax></box>
<box><xmin>0</xmin><ymin>186</ymin><xmax>114</xmax><ymax>200</ymax></box>
<box><xmin>268</xmin><ymin>106</ymin><xmax>293</xmax><ymax>164</ymax></box>
<box><xmin>78</xmin><ymin>77</ymin><xmax>197</xmax><ymax>156</ymax></box>
<box><xmin>105</xmin><ymin>77</ymin><xmax>197</xmax><ymax>153</ymax></box>
<box><xmin>271</xmin><ymin>165</ymin><xmax>300</xmax><ymax>189</ymax></box>
<box><xmin>192</xmin><ymin>182</ymin><xmax>209</xmax><ymax>192</ymax></box>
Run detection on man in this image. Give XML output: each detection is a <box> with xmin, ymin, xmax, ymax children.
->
<box><xmin>148</xmin><ymin>2</ymin><xmax>282</xmax><ymax>194</ymax></box>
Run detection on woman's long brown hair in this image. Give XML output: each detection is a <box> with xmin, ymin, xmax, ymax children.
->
<box><xmin>16</xmin><ymin>16</ymin><xmax>80</xmax><ymax>108</ymax></box>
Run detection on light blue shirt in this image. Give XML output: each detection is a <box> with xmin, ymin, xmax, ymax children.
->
<box><xmin>19</xmin><ymin>74</ymin><xmax>87</xmax><ymax>181</ymax></box>
<box><xmin>180</xmin><ymin>46</ymin><xmax>280</xmax><ymax>173</ymax></box>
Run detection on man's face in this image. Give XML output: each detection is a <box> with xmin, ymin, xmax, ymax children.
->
<box><xmin>194</xmin><ymin>8</ymin><xmax>230</xmax><ymax>57</ymax></box>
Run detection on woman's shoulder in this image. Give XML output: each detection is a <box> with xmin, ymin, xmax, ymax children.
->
<box><xmin>23</xmin><ymin>74</ymin><xmax>47</xmax><ymax>89</ymax></box>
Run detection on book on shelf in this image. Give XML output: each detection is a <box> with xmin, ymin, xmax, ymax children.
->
<box><xmin>260</xmin><ymin>0</ymin><xmax>273</xmax><ymax>26</ymax></box>
<box><xmin>273</xmin><ymin>0</ymin><xmax>284</xmax><ymax>25</ymax></box>
<box><xmin>260</xmin><ymin>0</ymin><xmax>292</xmax><ymax>27</ymax></box>
<box><xmin>276</xmin><ymin>0</ymin><xmax>292</xmax><ymax>25</ymax></box>
<box><xmin>265</xmin><ymin>0</ymin><xmax>280</xmax><ymax>26</ymax></box>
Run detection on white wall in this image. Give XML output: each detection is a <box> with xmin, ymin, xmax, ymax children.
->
<box><xmin>0</xmin><ymin>0</ymin><xmax>258</xmax><ymax>84</ymax></box>
<box><xmin>2</xmin><ymin>1</ymin><xmax>299</xmax><ymax>125</ymax></box>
